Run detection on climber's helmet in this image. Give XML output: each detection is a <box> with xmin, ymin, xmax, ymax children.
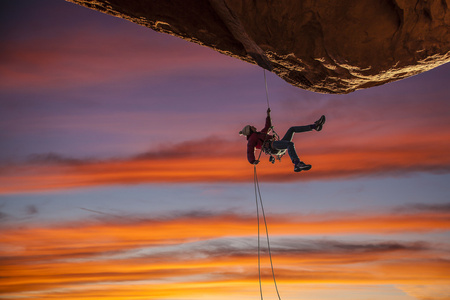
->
<box><xmin>239</xmin><ymin>125</ymin><xmax>256</xmax><ymax>136</ymax></box>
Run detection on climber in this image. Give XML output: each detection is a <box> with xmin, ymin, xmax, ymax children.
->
<box><xmin>239</xmin><ymin>108</ymin><xmax>326</xmax><ymax>172</ymax></box>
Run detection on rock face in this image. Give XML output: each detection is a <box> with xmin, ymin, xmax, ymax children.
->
<box><xmin>67</xmin><ymin>0</ymin><xmax>450</xmax><ymax>94</ymax></box>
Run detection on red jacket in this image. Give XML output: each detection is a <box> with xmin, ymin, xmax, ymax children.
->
<box><xmin>247</xmin><ymin>115</ymin><xmax>273</xmax><ymax>164</ymax></box>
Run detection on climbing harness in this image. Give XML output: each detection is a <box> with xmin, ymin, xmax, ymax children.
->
<box><xmin>262</xmin><ymin>131</ymin><xmax>286</xmax><ymax>164</ymax></box>
<box><xmin>253</xmin><ymin>69</ymin><xmax>283</xmax><ymax>300</ymax></box>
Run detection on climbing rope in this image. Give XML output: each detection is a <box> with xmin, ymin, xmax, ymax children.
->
<box><xmin>256</xmin><ymin>69</ymin><xmax>274</xmax><ymax>163</ymax></box>
<box><xmin>254</xmin><ymin>165</ymin><xmax>282</xmax><ymax>300</ymax></box>
<box><xmin>253</xmin><ymin>69</ymin><xmax>282</xmax><ymax>300</ymax></box>
<box><xmin>264</xmin><ymin>69</ymin><xmax>270</xmax><ymax>109</ymax></box>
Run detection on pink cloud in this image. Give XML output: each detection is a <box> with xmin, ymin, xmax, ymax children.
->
<box><xmin>0</xmin><ymin>24</ymin><xmax>246</xmax><ymax>91</ymax></box>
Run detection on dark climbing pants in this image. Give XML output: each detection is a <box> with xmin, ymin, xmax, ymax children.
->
<box><xmin>272</xmin><ymin>125</ymin><xmax>312</xmax><ymax>164</ymax></box>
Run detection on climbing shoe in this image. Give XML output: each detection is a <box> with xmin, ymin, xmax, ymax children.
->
<box><xmin>314</xmin><ymin>115</ymin><xmax>326</xmax><ymax>131</ymax></box>
<box><xmin>294</xmin><ymin>161</ymin><xmax>312</xmax><ymax>172</ymax></box>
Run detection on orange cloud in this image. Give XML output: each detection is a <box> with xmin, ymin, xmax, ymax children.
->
<box><xmin>1</xmin><ymin>209</ymin><xmax>449</xmax><ymax>299</ymax></box>
<box><xmin>399</xmin><ymin>284</ymin><xmax>450</xmax><ymax>300</ymax></box>
<box><xmin>1</xmin><ymin>129</ymin><xmax>450</xmax><ymax>193</ymax></box>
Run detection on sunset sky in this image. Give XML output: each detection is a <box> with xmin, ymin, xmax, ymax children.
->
<box><xmin>1</xmin><ymin>1</ymin><xmax>450</xmax><ymax>300</ymax></box>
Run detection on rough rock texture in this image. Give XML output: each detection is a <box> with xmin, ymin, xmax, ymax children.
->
<box><xmin>67</xmin><ymin>0</ymin><xmax>450</xmax><ymax>94</ymax></box>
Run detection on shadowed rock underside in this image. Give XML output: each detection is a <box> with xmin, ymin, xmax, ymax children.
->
<box><xmin>67</xmin><ymin>0</ymin><xmax>450</xmax><ymax>94</ymax></box>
